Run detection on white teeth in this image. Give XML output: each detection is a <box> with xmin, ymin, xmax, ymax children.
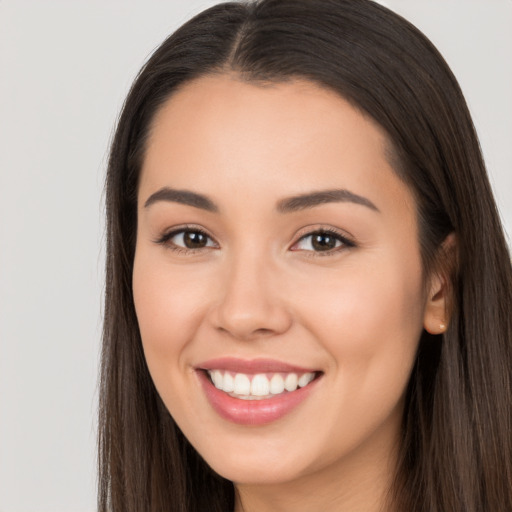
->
<box><xmin>270</xmin><ymin>374</ymin><xmax>285</xmax><ymax>394</ymax></box>
<box><xmin>233</xmin><ymin>373</ymin><xmax>251</xmax><ymax>395</ymax></box>
<box><xmin>212</xmin><ymin>370</ymin><xmax>223</xmax><ymax>390</ymax></box>
<box><xmin>207</xmin><ymin>370</ymin><xmax>317</xmax><ymax>399</ymax></box>
<box><xmin>298</xmin><ymin>372</ymin><xmax>315</xmax><ymax>388</ymax></box>
<box><xmin>284</xmin><ymin>373</ymin><xmax>298</xmax><ymax>392</ymax></box>
<box><xmin>223</xmin><ymin>372</ymin><xmax>235</xmax><ymax>393</ymax></box>
<box><xmin>251</xmin><ymin>374</ymin><xmax>270</xmax><ymax>396</ymax></box>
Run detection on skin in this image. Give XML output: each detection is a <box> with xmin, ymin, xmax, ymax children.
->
<box><xmin>133</xmin><ymin>75</ymin><xmax>448</xmax><ymax>512</ymax></box>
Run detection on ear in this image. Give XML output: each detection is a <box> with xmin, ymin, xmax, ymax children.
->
<box><xmin>423</xmin><ymin>233</ymin><xmax>457</xmax><ymax>335</ymax></box>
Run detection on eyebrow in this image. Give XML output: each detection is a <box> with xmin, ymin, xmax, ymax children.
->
<box><xmin>144</xmin><ymin>187</ymin><xmax>218</xmax><ymax>212</ymax></box>
<box><xmin>276</xmin><ymin>189</ymin><xmax>379</xmax><ymax>213</ymax></box>
<box><xmin>143</xmin><ymin>187</ymin><xmax>379</xmax><ymax>214</ymax></box>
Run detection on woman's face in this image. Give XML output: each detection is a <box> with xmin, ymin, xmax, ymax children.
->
<box><xmin>133</xmin><ymin>75</ymin><xmax>438</xmax><ymax>487</ymax></box>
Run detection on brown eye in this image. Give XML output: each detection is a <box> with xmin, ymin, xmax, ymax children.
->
<box><xmin>311</xmin><ymin>233</ymin><xmax>339</xmax><ymax>251</ymax></box>
<box><xmin>292</xmin><ymin>230</ymin><xmax>354</xmax><ymax>253</ymax></box>
<box><xmin>182</xmin><ymin>231</ymin><xmax>209</xmax><ymax>248</ymax></box>
<box><xmin>158</xmin><ymin>228</ymin><xmax>217</xmax><ymax>251</ymax></box>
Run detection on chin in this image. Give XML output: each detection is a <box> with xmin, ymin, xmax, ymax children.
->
<box><xmin>192</xmin><ymin>433</ymin><xmax>321</xmax><ymax>486</ymax></box>
<box><xmin>208</xmin><ymin>457</ymin><xmax>304</xmax><ymax>486</ymax></box>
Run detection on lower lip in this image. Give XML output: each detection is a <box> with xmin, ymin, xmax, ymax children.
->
<box><xmin>197</xmin><ymin>370</ymin><xmax>320</xmax><ymax>425</ymax></box>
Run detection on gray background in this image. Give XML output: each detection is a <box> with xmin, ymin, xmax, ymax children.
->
<box><xmin>0</xmin><ymin>1</ymin><xmax>510</xmax><ymax>511</ymax></box>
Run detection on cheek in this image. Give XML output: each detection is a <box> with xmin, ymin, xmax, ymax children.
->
<box><xmin>305</xmin><ymin>251</ymin><xmax>423</xmax><ymax>340</ymax></box>
<box><xmin>298</xmin><ymin>253</ymin><xmax>425</xmax><ymax>396</ymax></box>
<box><xmin>292</xmin><ymin>257</ymin><xmax>425</xmax><ymax>458</ymax></box>
<box><xmin>132</xmin><ymin>250</ymin><xmax>210</xmax><ymax>369</ymax></box>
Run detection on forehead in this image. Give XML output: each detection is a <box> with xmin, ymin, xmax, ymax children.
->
<box><xmin>145</xmin><ymin>75</ymin><xmax>387</xmax><ymax>163</ymax></box>
<box><xmin>140</xmin><ymin>74</ymin><xmax>416</xmax><ymax>219</ymax></box>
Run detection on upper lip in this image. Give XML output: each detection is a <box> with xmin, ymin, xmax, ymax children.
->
<box><xmin>197</xmin><ymin>357</ymin><xmax>319</xmax><ymax>374</ymax></box>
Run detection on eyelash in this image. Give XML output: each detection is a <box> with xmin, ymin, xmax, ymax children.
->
<box><xmin>154</xmin><ymin>225</ymin><xmax>356</xmax><ymax>256</ymax></box>
<box><xmin>154</xmin><ymin>225</ymin><xmax>217</xmax><ymax>255</ymax></box>
<box><xmin>291</xmin><ymin>228</ymin><xmax>356</xmax><ymax>256</ymax></box>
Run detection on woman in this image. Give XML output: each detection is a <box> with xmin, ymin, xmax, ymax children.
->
<box><xmin>98</xmin><ymin>1</ymin><xmax>512</xmax><ymax>511</ymax></box>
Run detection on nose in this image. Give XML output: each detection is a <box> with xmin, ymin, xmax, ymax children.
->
<box><xmin>210</xmin><ymin>252</ymin><xmax>293</xmax><ymax>341</ymax></box>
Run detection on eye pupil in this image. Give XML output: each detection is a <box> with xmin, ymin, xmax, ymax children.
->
<box><xmin>312</xmin><ymin>233</ymin><xmax>337</xmax><ymax>251</ymax></box>
<box><xmin>184</xmin><ymin>231</ymin><xmax>208</xmax><ymax>248</ymax></box>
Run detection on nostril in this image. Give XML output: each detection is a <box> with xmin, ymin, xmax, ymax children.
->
<box><xmin>215</xmin><ymin>325</ymin><xmax>282</xmax><ymax>341</ymax></box>
<box><xmin>253</xmin><ymin>328</ymin><xmax>275</xmax><ymax>336</ymax></box>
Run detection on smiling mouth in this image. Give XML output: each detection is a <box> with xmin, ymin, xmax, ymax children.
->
<box><xmin>205</xmin><ymin>370</ymin><xmax>321</xmax><ymax>400</ymax></box>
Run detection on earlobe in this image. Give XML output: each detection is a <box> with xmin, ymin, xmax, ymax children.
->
<box><xmin>423</xmin><ymin>233</ymin><xmax>457</xmax><ymax>335</ymax></box>
<box><xmin>424</xmin><ymin>317</ymin><xmax>447</xmax><ymax>335</ymax></box>
<box><xmin>423</xmin><ymin>275</ymin><xmax>449</xmax><ymax>335</ymax></box>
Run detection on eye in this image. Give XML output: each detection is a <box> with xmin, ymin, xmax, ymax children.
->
<box><xmin>156</xmin><ymin>227</ymin><xmax>218</xmax><ymax>252</ymax></box>
<box><xmin>291</xmin><ymin>229</ymin><xmax>354</xmax><ymax>253</ymax></box>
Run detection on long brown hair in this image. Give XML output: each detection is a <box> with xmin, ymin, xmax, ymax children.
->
<box><xmin>99</xmin><ymin>1</ymin><xmax>512</xmax><ymax>510</ymax></box>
